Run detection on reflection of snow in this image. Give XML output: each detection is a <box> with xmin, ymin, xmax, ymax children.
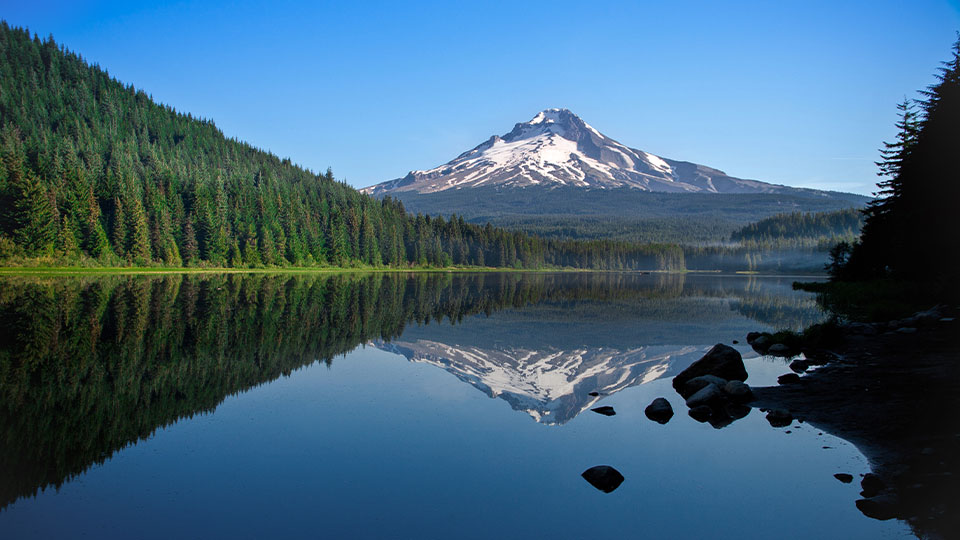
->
<box><xmin>376</xmin><ymin>340</ymin><xmax>707</xmax><ymax>425</ymax></box>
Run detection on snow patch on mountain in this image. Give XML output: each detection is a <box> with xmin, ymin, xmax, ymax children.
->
<box><xmin>363</xmin><ymin>108</ymin><xmax>800</xmax><ymax>196</ymax></box>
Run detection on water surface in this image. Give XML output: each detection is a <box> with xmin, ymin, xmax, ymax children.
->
<box><xmin>0</xmin><ymin>273</ymin><xmax>910</xmax><ymax>538</ymax></box>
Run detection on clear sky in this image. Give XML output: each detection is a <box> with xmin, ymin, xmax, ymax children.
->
<box><xmin>3</xmin><ymin>0</ymin><xmax>959</xmax><ymax>195</ymax></box>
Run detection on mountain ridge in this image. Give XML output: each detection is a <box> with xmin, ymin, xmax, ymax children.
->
<box><xmin>364</xmin><ymin>108</ymin><xmax>843</xmax><ymax>197</ymax></box>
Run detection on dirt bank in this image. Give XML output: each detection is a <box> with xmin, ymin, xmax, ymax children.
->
<box><xmin>750</xmin><ymin>316</ymin><xmax>960</xmax><ymax>539</ymax></box>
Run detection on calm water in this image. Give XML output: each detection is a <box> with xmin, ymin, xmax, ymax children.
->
<box><xmin>0</xmin><ymin>272</ymin><xmax>911</xmax><ymax>539</ymax></box>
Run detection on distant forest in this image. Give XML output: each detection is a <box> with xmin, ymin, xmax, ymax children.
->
<box><xmin>0</xmin><ymin>23</ymin><xmax>683</xmax><ymax>271</ymax></box>
<box><xmin>730</xmin><ymin>208</ymin><xmax>862</xmax><ymax>248</ymax></box>
<box><xmin>391</xmin><ymin>187</ymin><xmax>866</xmax><ymax>244</ymax></box>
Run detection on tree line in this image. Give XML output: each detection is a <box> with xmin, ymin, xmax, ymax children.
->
<box><xmin>0</xmin><ymin>23</ymin><xmax>681</xmax><ymax>271</ymax></box>
<box><xmin>828</xmin><ymin>37</ymin><xmax>960</xmax><ymax>287</ymax></box>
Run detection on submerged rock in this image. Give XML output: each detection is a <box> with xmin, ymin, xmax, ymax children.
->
<box><xmin>588</xmin><ymin>391</ymin><xmax>600</xmax><ymax>397</ymax></box>
<box><xmin>644</xmin><ymin>398</ymin><xmax>674</xmax><ymax>424</ymax></box>
<box><xmin>834</xmin><ymin>473</ymin><xmax>854</xmax><ymax>484</ymax></box>
<box><xmin>591</xmin><ymin>406</ymin><xmax>616</xmax><ymax>416</ymax></box>
<box><xmin>581</xmin><ymin>465</ymin><xmax>625</xmax><ymax>493</ymax></box>
<box><xmin>673</xmin><ymin>344</ymin><xmax>747</xmax><ymax>396</ymax></box>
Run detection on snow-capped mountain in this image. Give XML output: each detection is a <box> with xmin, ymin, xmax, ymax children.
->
<box><xmin>363</xmin><ymin>108</ymin><xmax>797</xmax><ymax>195</ymax></box>
<box><xmin>375</xmin><ymin>339</ymin><xmax>707</xmax><ymax>425</ymax></box>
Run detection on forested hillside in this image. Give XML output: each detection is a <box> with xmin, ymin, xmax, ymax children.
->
<box><xmin>730</xmin><ymin>208</ymin><xmax>862</xmax><ymax>247</ymax></box>
<box><xmin>0</xmin><ymin>23</ymin><xmax>683</xmax><ymax>271</ymax></box>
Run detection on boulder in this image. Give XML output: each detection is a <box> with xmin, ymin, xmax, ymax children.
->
<box><xmin>683</xmin><ymin>375</ymin><xmax>729</xmax><ymax>397</ymax></box>
<box><xmin>722</xmin><ymin>380</ymin><xmax>753</xmax><ymax>402</ymax></box>
<box><xmin>746</xmin><ymin>332</ymin><xmax>765</xmax><ymax>344</ymax></box>
<box><xmin>591</xmin><ymin>406</ymin><xmax>616</xmax><ymax>416</ymax></box>
<box><xmin>644</xmin><ymin>398</ymin><xmax>674</xmax><ymax>424</ymax></box>
<box><xmin>685</xmin><ymin>383</ymin><xmax>722</xmax><ymax>408</ymax></box>
<box><xmin>581</xmin><ymin>465</ymin><xmax>625</xmax><ymax>493</ymax></box>
<box><xmin>672</xmin><ymin>344</ymin><xmax>747</xmax><ymax>394</ymax></box>
<box><xmin>588</xmin><ymin>391</ymin><xmax>600</xmax><ymax>397</ymax></box>
<box><xmin>766</xmin><ymin>409</ymin><xmax>793</xmax><ymax>427</ymax></box>
<box><xmin>688</xmin><ymin>405</ymin><xmax>712</xmax><ymax>422</ymax></box>
<box><xmin>778</xmin><ymin>373</ymin><xmax>801</xmax><ymax>385</ymax></box>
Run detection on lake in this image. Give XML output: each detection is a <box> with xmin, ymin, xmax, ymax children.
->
<box><xmin>0</xmin><ymin>272</ymin><xmax>911</xmax><ymax>539</ymax></box>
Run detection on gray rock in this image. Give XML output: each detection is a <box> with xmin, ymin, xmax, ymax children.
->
<box><xmin>644</xmin><ymin>397</ymin><xmax>674</xmax><ymax>424</ymax></box>
<box><xmin>766</xmin><ymin>409</ymin><xmax>793</xmax><ymax>427</ymax></box>
<box><xmin>723</xmin><ymin>380</ymin><xmax>753</xmax><ymax>402</ymax></box>
<box><xmin>581</xmin><ymin>465</ymin><xmax>625</xmax><ymax>493</ymax></box>
<box><xmin>746</xmin><ymin>332</ymin><xmax>765</xmax><ymax>344</ymax></box>
<box><xmin>684</xmin><ymin>375</ymin><xmax>729</xmax><ymax>396</ymax></box>
<box><xmin>752</xmin><ymin>335</ymin><xmax>771</xmax><ymax>348</ymax></box>
<box><xmin>685</xmin><ymin>383</ymin><xmax>722</xmax><ymax>408</ymax></box>
<box><xmin>673</xmin><ymin>344</ymin><xmax>748</xmax><ymax>396</ymax></box>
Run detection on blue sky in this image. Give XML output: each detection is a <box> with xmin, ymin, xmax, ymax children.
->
<box><xmin>3</xmin><ymin>0</ymin><xmax>959</xmax><ymax>195</ymax></box>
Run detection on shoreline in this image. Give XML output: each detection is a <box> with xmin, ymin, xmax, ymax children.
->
<box><xmin>749</xmin><ymin>315</ymin><xmax>960</xmax><ymax>539</ymax></box>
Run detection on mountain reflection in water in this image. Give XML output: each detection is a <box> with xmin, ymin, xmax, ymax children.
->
<box><xmin>0</xmin><ymin>271</ymin><xmax>823</xmax><ymax>511</ymax></box>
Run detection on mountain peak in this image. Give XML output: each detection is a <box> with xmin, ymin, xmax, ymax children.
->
<box><xmin>362</xmin><ymin>110</ymin><xmax>792</xmax><ymax>195</ymax></box>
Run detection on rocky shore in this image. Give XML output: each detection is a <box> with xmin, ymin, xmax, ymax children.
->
<box><xmin>748</xmin><ymin>308</ymin><xmax>960</xmax><ymax>539</ymax></box>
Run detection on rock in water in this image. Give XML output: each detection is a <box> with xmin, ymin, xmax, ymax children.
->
<box><xmin>644</xmin><ymin>398</ymin><xmax>674</xmax><ymax>424</ymax></box>
<box><xmin>777</xmin><ymin>373</ymin><xmax>801</xmax><ymax>385</ymax></box>
<box><xmin>685</xmin><ymin>384</ymin><xmax>722</xmax><ymax>408</ymax></box>
<box><xmin>672</xmin><ymin>344</ymin><xmax>748</xmax><ymax>395</ymax></box>
<box><xmin>766</xmin><ymin>409</ymin><xmax>793</xmax><ymax>428</ymax></box>
<box><xmin>683</xmin><ymin>375</ymin><xmax>729</xmax><ymax>397</ymax></box>
<box><xmin>689</xmin><ymin>405</ymin><xmax>712</xmax><ymax>422</ymax></box>
<box><xmin>591</xmin><ymin>406</ymin><xmax>616</xmax><ymax>416</ymax></box>
<box><xmin>723</xmin><ymin>380</ymin><xmax>753</xmax><ymax>402</ymax></box>
<box><xmin>581</xmin><ymin>465</ymin><xmax>625</xmax><ymax>493</ymax></box>
<box><xmin>834</xmin><ymin>473</ymin><xmax>854</xmax><ymax>484</ymax></box>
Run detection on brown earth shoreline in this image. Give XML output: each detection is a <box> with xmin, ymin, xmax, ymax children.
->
<box><xmin>749</xmin><ymin>316</ymin><xmax>960</xmax><ymax>539</ymax></box>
